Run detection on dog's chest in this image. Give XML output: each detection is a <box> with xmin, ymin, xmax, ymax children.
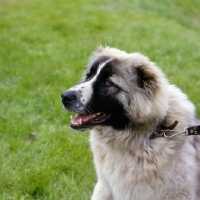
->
<box><xmin>90</xmin><ymin>130</ymin><xmax>198</xmax><ymax>200</ymax></box>
<box><xmin>90</xmin><ymin>136</ymin><xmax>167</xmax><ymax>199</ymax></box>
<box><xmin>95</xmin><ymin>150</ymin><xmax>168</xmax><ymax>198</ymax></box>
<box><xmin>94</xmin><ymin>143</ymin><xmax>155</xmax><ymax>176</ymax></box>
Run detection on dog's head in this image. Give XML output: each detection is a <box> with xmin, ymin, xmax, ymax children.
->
<box><xmin>61</xmin><ymin>46</ymin><xmax>169</xmax><ymax>131</ymax></box>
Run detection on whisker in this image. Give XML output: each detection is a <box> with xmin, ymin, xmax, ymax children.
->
<box><xmin>86</xmin><ymin>106</ymin><xmax>94</xmax><ymax>114</ymax></box>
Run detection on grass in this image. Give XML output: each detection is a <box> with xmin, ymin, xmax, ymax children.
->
<box><xmin>0</xmin><ymin>0</ymin><xmax>200</xmax><ymax>199</ymax></box>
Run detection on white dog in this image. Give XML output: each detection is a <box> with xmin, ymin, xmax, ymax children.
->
<box><xmin>61</xmin><ymin>46</ymin><xmax>200</xmax><ymax>200</ymax></box>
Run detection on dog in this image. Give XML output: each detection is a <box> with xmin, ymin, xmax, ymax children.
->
<box><xmin>61</xmin><ymin>46</ymin><xmax>200</xmax><ymax>200</ymax></box>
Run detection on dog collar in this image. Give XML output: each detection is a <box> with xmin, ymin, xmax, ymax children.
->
<box><xmin>149</xmin><ymin>120</ymin><xmax>200</xmax><ymax>139</ymax></box>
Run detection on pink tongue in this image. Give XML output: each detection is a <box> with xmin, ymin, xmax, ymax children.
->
<box><xmin>71</xmin><ymin>113</ymin><xmax>95</xmax><ymax>124</ymax></box>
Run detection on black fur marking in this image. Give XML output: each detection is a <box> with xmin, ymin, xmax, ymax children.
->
<box><xmin>85</xmin><ymin>61</ymin><xmax>130</xmax><ymax>130</ymax></box>
<box><xmin>85</xmin><ymin>56</ymin><xmax>110</xmax><ymax>81</ymax></box>
<box><xmin>87</xmin><ymin>92</ymin><xmax>130</xmax><ymax>130</ymax></box>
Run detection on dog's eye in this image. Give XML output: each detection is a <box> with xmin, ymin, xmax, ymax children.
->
<box><xmin>105</xmin><ymin>80</ymin><xmax>112</xmax><ymax>87</ymax></box>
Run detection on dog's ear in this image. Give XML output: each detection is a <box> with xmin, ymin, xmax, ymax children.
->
<box><xmin>135</xmin><ymin>65</ymin><xmax>158</xmax><ymax>94</ymax></box>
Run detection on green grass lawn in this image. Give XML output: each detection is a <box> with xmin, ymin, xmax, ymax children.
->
<box><xmin>0</xmin><ymin>0</ymin><xmax>200</xmax><ymax>199</ymax></box>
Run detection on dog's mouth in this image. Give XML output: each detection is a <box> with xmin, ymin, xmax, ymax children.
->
<box><xmin>70</xmin><ymin>112</ymin><xmax>110</xmax><ymax>131</ymax></box>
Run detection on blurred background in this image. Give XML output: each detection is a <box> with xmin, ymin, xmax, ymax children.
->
<box><xmin>0</xmin><ymin>0</ymin><xmax>200</xmax><ymax>199</ymax></box>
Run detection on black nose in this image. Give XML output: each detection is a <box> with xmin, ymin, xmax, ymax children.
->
<box><xmin>61</xmin><ymin>91</ymin><xmax>77</xmax><ymax>104</ymax></box>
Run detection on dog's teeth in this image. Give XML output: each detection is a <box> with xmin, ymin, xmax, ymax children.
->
<box><xmin>96</xmin><ymin>112</ymin><xmax>101</xmax><ymax>116</ymax></box>
<box><xmin>70</xmin><ymin>115</ymin><xmax>73</xmax><ymax>120</ymax></box>
<box><xmin>79</xmin><ymin>119</ymin><xmax>82</xmax><ymax>125</ymax></box>
<box><xmin>71</xmin><ymin>121</ymin><xmax>78</xmax><ymax>125</ymax></box>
